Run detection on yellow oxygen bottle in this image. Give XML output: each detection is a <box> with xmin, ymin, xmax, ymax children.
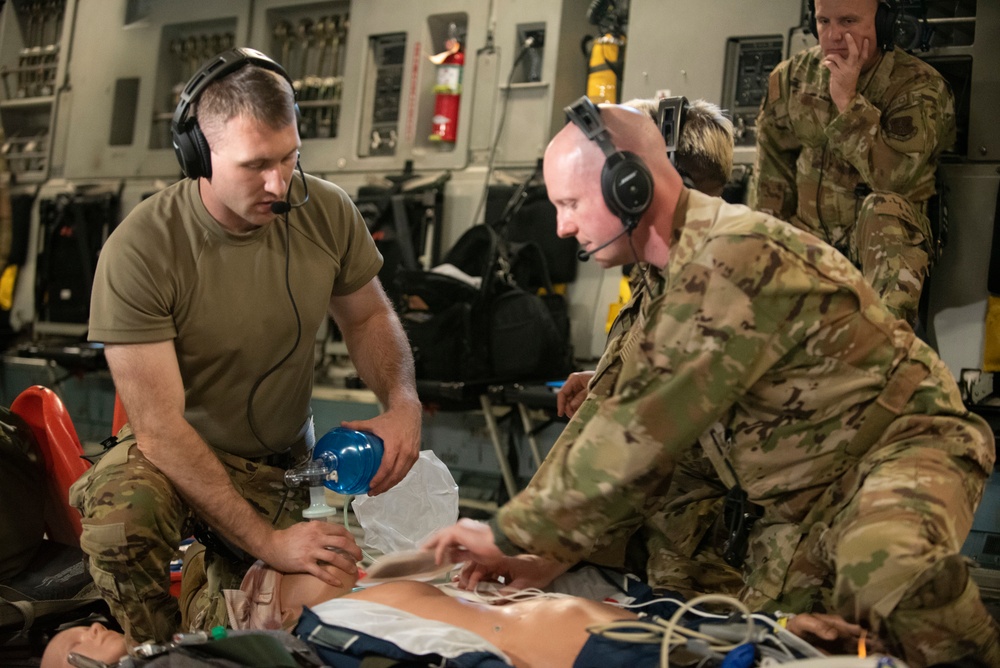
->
<box><xmin>586</xmin><ymin>33</ymin><xmax>625</xmax><ymax>104</ymax></box>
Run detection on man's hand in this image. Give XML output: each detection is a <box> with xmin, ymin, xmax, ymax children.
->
<box><xmin>456</xmin><ymin>554</ymin><xmax>570</xmax><ymax>593</ymax></box>
<box><xmin>786</xmin><ymin>612</ymin><xmax>885</xmax><ymax>655</ymax></box>
<box><xmin>256</xmin><ymin>520</ymin><xmax>363</xmax><ymax>588</ymax></box>
<box><xmin>342</xmin><ymin>400</ymin><xmax>421</xmax><ymax>495</ymax></box>
<box><xmin>422</xmin><ymin>519</ymin><xmax>507</xmax><ymax>572</ymax></box>
<box><xmin>421</xmin><ymin>519</ymin><xmax>571</xmax><ymax>592</ymax></box>
<box><xmin>822</xmin><ymin>32</ymin><xmax>869</xmax><ymax>112</ymax></box>
<box><xmin>557</xmin><ymin>371</ymin><xmax>594</xmax><ymax>418</ymax></box>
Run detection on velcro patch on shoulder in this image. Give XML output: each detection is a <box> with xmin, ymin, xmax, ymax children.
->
<box><xmin>768</xmin><ymin>70</ymin><xmax>782</xmax><ymax>104</ymax></box>
<box><xmin>886</xmin><ymin>115</ymin><xmax>916</xmax><ymax>141</ymax></box>
<box><xmin>756</xmin><ymin>181</ymin><xmax>787</xmax><ymax>217</ymax></box>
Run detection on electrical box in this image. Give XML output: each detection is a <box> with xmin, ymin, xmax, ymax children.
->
<box><xmin>28</xmin><ymin>0</ymin><xmax>601</xmax><ymax>180</ymax></box>
<box><xmin>59</xmin><ymin>0</ymin><xmax>252</xmax><ymax>180</ymax></box>
<box><xmin>481</xmin><ymin>0</ymin><xmax>591</xmax><ymax>168</ymax></box>
<box><xmin>720</xmin><ymin>35</ymin><xmax>784</xmax><ymax>148</ymax></box>
<box><xmin>0</xmin><ymin>0</ymin><xmax>78</xmax><ymax>183</ymax></box>
<box><xmin>621</xmin><ymin>0</ymin><xmax>801</xmax><ymax>166</ymax></box>
<box><xmin>916</xmin><ymin>0</ymin><xmax>997</xmax><ymax>161</ymax></box>
<box><xmin>258</xmin><ymin>1</ymin><xmax>351</xmax><ymax>143</ymax></box>
<box><xmin>358</xmin><ymin>31</ymin><xmax>407</xmax><ymax>158</ymax></box>
<box><xmin>242</xmin><ymin>1</ymin><xmax>484</xmax><ymax>175</ymax></box>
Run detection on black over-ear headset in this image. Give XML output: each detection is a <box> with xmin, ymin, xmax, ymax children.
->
<box><xmin>807</xmin><ymin>0</ymin><xmax>900</xmax><ymax>53</ymax></box>
<box><xmin>171</xmin><ymin>47</ymin><xmax>297</xmax><ymax>180</ymax></box>
<box><xmin>564</xmin><ymin>95</ymin><xmax>653</xmax><ymax>232</ymax></box>
<box><xmin>657</xmin><ymin>96</ymin><xmax>689</xmax><ymax>165</ymax></box>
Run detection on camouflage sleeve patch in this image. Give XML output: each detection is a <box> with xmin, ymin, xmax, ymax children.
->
<box><xmin>879</xmin><ymin>93</ymin><xmax>934</xmax><ymax>154</ymax></box>
<box><xmin>826</xmin><ymin>84</ymin><xmax>945</xmax><ymax>193</ymax></box>
<box><xmin>753</xmin><ymin>180</ymin><xmax>790</xmax><ymax>219</ymax></box>
<box><xmin>768</xmin><ymin>67</ymin><xmax>782</xmax><ymax>106</ymax></box>
<box><xmin>885</xmin><ymin>115</ymin><xmax>916</xmax><ymax>142</ymax></box>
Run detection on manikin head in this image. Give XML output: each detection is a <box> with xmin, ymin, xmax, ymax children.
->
<box><xmin>39</xmin><ymin>561</ymin><xmax>359</xmax><ymax>668</ymax></box>
<box><xmin>41</xmin><ymin>622</ymin><xmax>127</xmax><ymax>668</ymax></box>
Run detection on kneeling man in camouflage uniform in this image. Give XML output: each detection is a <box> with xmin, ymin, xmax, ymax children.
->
<box><xmin>426</xmin><ymin>101</ymin><xmax>999</xmax><ymax>667</ymax></box>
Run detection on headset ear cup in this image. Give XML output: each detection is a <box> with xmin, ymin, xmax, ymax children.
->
<box><xmin>875</xmin><ymin>1</ymin><xmax>898</xmax><ymax>52</ymax></box>
<box><xmin>602</xmin><ymin>152</ymin><xmax>653</xmax><ymax>228</ymax></box>
<box><xmin>600</xmin><ymin>163</ymin><xmax>625</xmax><ymax>220</ymax></box>
<box><xmin>172</xmin><ymin>121</ymin><xmax>212</xmax><ymax>180</ymax></box>
<box><xmin>808</xmin><ymin>0</ymin><xmax>817</xmax><ymax>38</ymax></box>
<box><xmin>172</xmin><ymin>123</ymin><xmax>201</xmax><ymax>180</ymax></box>
<box><xmin>191</xmin><ymin>123</ymin><xmax>212</xmax><ymax>180</ymax></box>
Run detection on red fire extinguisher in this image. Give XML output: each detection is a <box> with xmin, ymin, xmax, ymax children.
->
<box><xmin>429</xmin><ymin>36</ymin><xmax>464</xmax><ymax>144</ymax></box>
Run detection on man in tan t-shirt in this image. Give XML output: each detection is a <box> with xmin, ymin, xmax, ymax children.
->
<box><xmin>71</xmin><ymin>48</ymin><xmax>422</xmax><ymax>645</ymax></box>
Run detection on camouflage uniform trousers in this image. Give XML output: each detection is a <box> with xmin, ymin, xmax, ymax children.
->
<box><xmin>752</xmin><ymin>444</ymin><xmax>1000</xmax><ymax>667</ymax></box>
<box><xmin>849</xmin><ymin>191</ymin><xmax>934</xmax><ymax>327</ymax></box>
<box><xmin>642</xmin><ymin>495</ymin><xmax>744</xmax><ymax>602</ymax></box>
<box><xmin>68</xmin><ymin>425</ymin><xmax>308</xmax><ymax>645</ymax></box>
<box><xmin>640</xmin><ymin>445</ymin><xmax>743</xmax><ymax>601</ymax></box>
<box><xmin>587</xmin><ymin>266</ymin><xmax>742</xmax><ymax>600</ymax></box>
<box><xmin>569</xmin><ymin>434</ymin><xmax>743</xmax><ymax>601</ymax></box>
<box><xmin>177</xmin><ymin>540</ymin><xmax>220</xmax><ymax>633</ymax></box>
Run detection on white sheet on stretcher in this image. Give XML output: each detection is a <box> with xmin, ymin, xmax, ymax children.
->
<box><xmin>310</xmin><ymin>598</ymin><xmax>513</xmax><ymax>665</ymax></box>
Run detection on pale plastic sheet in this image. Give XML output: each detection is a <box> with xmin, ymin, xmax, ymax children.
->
<box><xmin>352</xmin><ymin>450</ymin><xmax>459</xmax><ymax>554</ymax></box>
<box><xmin>309</xmin><ymin>597</ymin><xmax>512</xmax><ymax>665</ymax></box>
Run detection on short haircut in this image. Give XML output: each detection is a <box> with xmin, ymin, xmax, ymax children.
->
<box><xmin>196</xmin><ymin>65</ymin><xmax>296</xmax><ymax>144</ymax></box>
<box><xmin>622</xmin><ymin>97</ymin><xmax>660</xmax><ymax>122</ymax></box>
<box><xmin>676</xmin><ymin>99</ymin><xmax>734</xmax><ymax>191</ymax></box>
<box><xmin>622</xmin><ymin>97</ymin><xmax>734</xmax><ymax>194</ymax></box>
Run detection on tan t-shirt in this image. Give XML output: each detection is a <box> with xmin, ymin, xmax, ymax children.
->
<box><xmin>89</xmin><ymin>175</ymin><xmax>382</xmax><ymax>457</ymax></box>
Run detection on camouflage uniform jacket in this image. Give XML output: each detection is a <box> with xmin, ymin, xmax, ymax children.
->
<box><xmin>493</xmin><ymin>189</ymin><xmax>994</xmax><ymax>599</ymax></box>
<box><xmin>749</xmin><ymin>45</ymin><xmax>955</xmax><ymax>252</ymax></box>
<box><xmin>583</xmin><ymin>262</ymin><xmax>739</xmax><ymax>594</ymax></box>
<box><xmin>577</xmin><ymin>263</ymin><xmax>663</xmax><ymax>563</ymax></box>
<box><xmin>593</xmin><ymin>263</ymin><xmax>664</xmax><ymax>401</ymax></box>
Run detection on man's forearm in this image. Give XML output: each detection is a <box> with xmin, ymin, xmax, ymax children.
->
<box><xmin>825</xmin><ymin>90</ymin><xmax>945</xmax><ymax>196</ymax></box>
<box><xmin>488</xmin><ymin>516</ymin><xmax>529</xmax><ymax>556</ymax></box>
<box><xmin>342</xmin><ymin>309</ymin><xmax>419</xmax><ymax>411</ymax></box>
<box><xmin>137</xmin><ymin>423</ymin><xmax>273</xmax><ymax>556</ymax></box>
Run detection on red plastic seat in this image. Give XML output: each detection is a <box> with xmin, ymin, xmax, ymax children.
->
<box><xmin>10</xmin><ymin>385</ymin><xmax>90</xmax><ymax>546</ymax></box>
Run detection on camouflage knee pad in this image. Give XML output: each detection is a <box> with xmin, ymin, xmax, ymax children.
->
<box><xmin>829</xmin><ymin>448</ymin><xmax>993</xmax><ymax>664</ymax></box>
<box><xmin>889</xmin><ymin>572</ymin><xmax>1000</xmax><ymax>667</ymax></box>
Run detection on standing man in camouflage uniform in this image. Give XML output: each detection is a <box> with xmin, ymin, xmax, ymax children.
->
<box><xmin>750</xmin><ymin>0</ymin><xmax>955</xmax><ymax>325</ymax></box>
<box><xmin>425</xmin><ymin>103</ymin><xmax>999</xmax><ymax>666</ymax></box>
<box><xmin>70</xmin><ymin>50</ymin><xmax>422</xmax><ymax>646</ymax></box>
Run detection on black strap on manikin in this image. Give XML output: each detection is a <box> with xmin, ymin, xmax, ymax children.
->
<box><xmin>127</xmin><ymin>630</ymin><xmax>316</xmax><ymax>667</ymax></box>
